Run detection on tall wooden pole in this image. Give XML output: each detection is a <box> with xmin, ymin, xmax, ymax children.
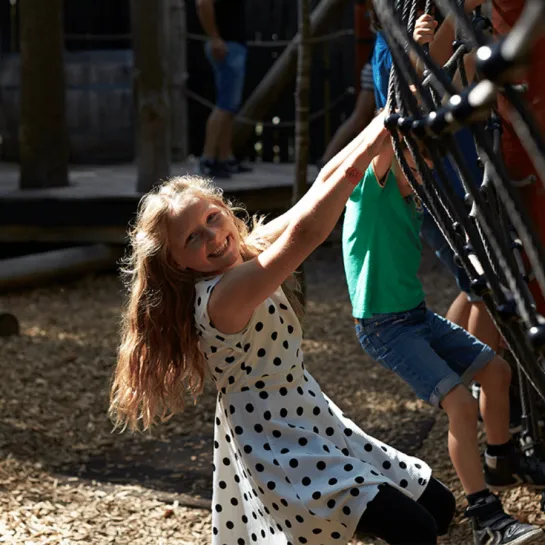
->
<box><xmin>131</xmin><ymin>0</ymin><xmax>171</xmax><ymax>193</ymax></box>
<box><xmin>168</xmin><ymin>0</ymin><xmax>189</xmax><ymax>161</ymax></box>
<box><xmin>232</xmin><ymin>0</ymin><xmax>352</xmax><ymax>153</ymax></box>
<box><xmin>294</xmin><ymin>0</ymin><xmax>312</xmax><ymax>306</ymax></box>
<box><xmin>19</xmin><ymin>0</ymin><xmax>69</xmax><ymax>189</ymax></box>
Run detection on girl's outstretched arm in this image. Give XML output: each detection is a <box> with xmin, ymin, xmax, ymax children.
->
<box><xmin>251</xmin><ymin>110</ymin><xmax>385</xmax><ymax>244</ymax></box>
<box><xmin>209</xmin><ymin>111</ymin><xmax>390</xmax><ymax>334</ymax></box>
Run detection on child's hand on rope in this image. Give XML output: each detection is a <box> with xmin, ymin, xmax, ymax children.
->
<box><xmin>413</xmin><ymin>14</ymin><xmax>438</xmax><ymax>46</ymax></box>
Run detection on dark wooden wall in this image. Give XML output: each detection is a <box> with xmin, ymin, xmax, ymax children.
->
<box><xmin>0</xmin><ymin>0</ymin><xmax>370</xmax><ymax>164</ymax></box>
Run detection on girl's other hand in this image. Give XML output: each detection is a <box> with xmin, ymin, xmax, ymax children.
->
<box><xmin>413</xmin><ymin>14</ymin><xmax>438</xmax><ymax>45</ymax></box>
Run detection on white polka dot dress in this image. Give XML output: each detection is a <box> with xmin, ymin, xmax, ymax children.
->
<box><xmin>194</xmin><ymin>276</ymin><xmax>432</xmax><ymax>545</ymax></box>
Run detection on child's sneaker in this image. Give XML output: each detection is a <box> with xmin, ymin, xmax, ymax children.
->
<box><xmin>485</xmin><ymin>450</ymin><xmax>545</xmax><ymax>491</ymax></box>
<box><xmin>465</xmin><ymin>494</ymin><xmax>543</xmax><ymax>545</ymax></box>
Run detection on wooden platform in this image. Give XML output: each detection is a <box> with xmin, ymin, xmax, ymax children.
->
<box><xmin>0</xmin><ymin>160</ymin><xmax>316</xmax><ymax>245</ymax></box>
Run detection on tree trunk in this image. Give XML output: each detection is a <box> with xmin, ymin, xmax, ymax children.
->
<box><xmin>232</xmin><ymin>0</ymin><xmax>352</xmax><ymax>153</ymax></box>
<box><xmin>132</xmin><ymin>0</ymin><xmax>171</xmax><ymax>193</ymax></box>
<box><xmin>168</xmin><ymin>0</ymin><xmax>189</xmax><ymax>161</ymax></box>
<box><xmin>294</xmin><ymin>0</ymin><xmax>312</xmax><ymax>307</ymax></box>
<box><xmin>19</xmin><ymin>0</ymin><xmax>69</xmax><ymax>189</ymax></box>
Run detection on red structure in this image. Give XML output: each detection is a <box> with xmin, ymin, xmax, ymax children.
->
<box><xmin>493</xmin><ymin>1</ymin><xmax>545</xmax><ymax>313</ymax></box>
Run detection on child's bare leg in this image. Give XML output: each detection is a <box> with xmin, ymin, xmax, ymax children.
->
<box><xmin>446</xmin><ymin>291</ymin><xmax>471</xmax><ymax>330</ymax></box>
<box><xmin>474</xmin><ymin>356</ymin><xmax>511</xmax><ymax>445</ymax></box>
<box><xmin>468</xmin><ymin>301</ymin><xmax>502</xmax><ymax>353</ymax></box>
<box><xmin>441</xmin><ymin>385</ymin><xmax>487</xmax><ymax>494</ymax></box>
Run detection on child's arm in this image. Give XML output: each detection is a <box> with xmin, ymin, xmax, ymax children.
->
<box><xmin>209</xmin><ymin>111</ymin><xmax>390</xmax><ymax>334</ymax></box>
<box><xmin>251</xmin><ymin>117</ymin><xmax>383</xmax><ymax>245</ymax></box>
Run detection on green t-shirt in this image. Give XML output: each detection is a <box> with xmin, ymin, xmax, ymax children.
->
<box><xmin>342</xmin><ymin>164</ymin><xmax>425</xmax><ymax>319</ymax></box>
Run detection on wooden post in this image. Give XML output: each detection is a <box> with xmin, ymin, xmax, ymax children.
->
<box><xmin>168</xmin><ymin>0</ymin><xmax>189</xmax><ymax>161</ymax></box>
<box><xmin>131</xmin><ymin>0</ymin><xmax>171</xmax><ymax>193</ymax></box>
<box><xmin>19</xmin><ymin>0</ymin><xmax>69</xmax><ymax>189</ymax></box>
<box><xmin>293</xmin><ymin>0</ymin><xmax>312</xmax><ymax>306</ymax></box>
<box><xmin>232</xmin><ymin>0</ymin><xmax>352</xmax><ymax>153</ymax></box>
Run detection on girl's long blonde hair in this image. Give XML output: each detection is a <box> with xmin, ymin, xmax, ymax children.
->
<box><xmin>110</xmin><ymin>175</ymin><xmax>301</xmax><ymax>431</ymax></box>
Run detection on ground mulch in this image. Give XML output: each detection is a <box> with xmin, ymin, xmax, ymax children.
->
<box><xmin>1</xmin><ymin>241</ymin><xmax>544</xmax><ymax>544</ymax></box>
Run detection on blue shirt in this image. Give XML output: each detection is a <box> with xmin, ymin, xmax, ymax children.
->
<box><xmin>370</xmin><ymin>33</ymin><xmax>482</xmax><ymax>198</ymax></box>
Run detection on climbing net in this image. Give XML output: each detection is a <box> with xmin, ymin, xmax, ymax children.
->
<box><xmin>372</xmin><ymin>0</ymin><xmax>545</xmax><ymax>449</ymax></box>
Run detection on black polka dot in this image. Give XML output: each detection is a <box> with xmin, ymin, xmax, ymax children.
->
<box><xmin>332</xmin><ymin>531</ymin><xmax>341</xmax><ymax>539</ymax></box>
<box><xmin>298</xmin><ymin>438</ymin><xmax>307</xmax><ymax>446</ymax></box>
<box><xmin>316</xmin><ymin>461</ymin><xmax>326</xmax><ymax>470</ymax></box>
<box><xmin>229</xmin><ymin>405</ymin><xmax>235</xmax><ymax>414</ymax></box>
<box><xmin>355</xmin><ymin>476</ymin><xmax>364</xmax><ymax>484</ymax></box>
<box><xmin>238</xmin><ymin>539</ymin><xmax>245</xmax><ymax>545</ymax></box>
<box><xmin>243</xmin><ymin>445</ymin><xmax>252</xmax><ymax>454</ymax></box>
<box><xmin>245</xmin><ymin>366</ymin><xmax>252</xmax><ymax>375</ymax></box>
<box><xmin>327</xmin><ymin>499</ymin><xmax>336</xmax><ymax>508</ymax></box>
<box><xmin>271</xmin><ymin>332</ymin><xmax>278</xmax><ymax>341</ymax></box>
<box><xmin>281</xmin><ymin>499</ymin><xmax>288</xmax><ymax>507</ymax></box>
<box><xmin>323</xmin><ymin>445</ymin><xmax>330</xmax><ymax>453</ymax></box>
<box><xmin>242</xmin><ymin>515</ymin><xmax>248</xmax><ymax>523</ymax></box>
<box><xmin>296</xmin><ymin>515</ymin><xmax>304</xmax><ymax>523</ymax></box>
<box><xmin>214</xmin><ymin>441</ymin><xmax>219</xmax><ymax>449</ymax></box>
<box><xmin>350</xmin><ymin>488</ymin><xmax>360</xmax><ymax>497</ymax></box>
<box><xmin>296</xmin><ymin>407</ymin><xmax>304</xmax><ymax>416</ymax></box>
<box><xmin>267</xmin><ymin>481</ymin><xmax>276</xmax><ymax>490</ymax></box>
<box><xmin>251</xmin><ymin>534</ymin><xmax>257</xmax><ymax>542</ymax></box>
<box><xmin>254</xmin><ymin>424</ymin><xmax>263</xmax><ymax>433</ymax></box>
<box><xmin>255</xmin><ymin>463</ymin><xmax>264</xmax><ymax>472</ymax></box>
<box><xmin>280</xmin><ymin>408</ymin><xmax>288</xmax><ymax>417</ymax></box>
<box><xmin>219</xmin><ymin>481</ymin><xmax>227</xmax><ymax>489</ymax></box>
<box><xmin>281</xmin><ymin>448</ymin><xmax>290</xmax><ymax>454</ymax></box>
<box><xmin>399</xmin><ymin>461</ymin><xmax>407</xmax><ymax>469</ymax></box>
<box><xmin>244</xmin><ymin>343</ymin><xmax>251</xmax><ymax>352</ymax></box>
<box><xmin>272</xmin><ymin>430</ymin><xmax>282</xmax><ymax>438</ymax></box>
<box><xmin>298</xmin><ymin>538</ymin><xmax>307</xmax><ymax>544</ymax></box>
<box><xmin>302</xmin><ymin>477</ymin><xmax>311</xmax><ymax>486</ymax></box>
<box><xmin>283</xmin><ymin>340</ymin><xmax>289</xmax><ymax>349</ymax></box>
<box><xmin>225</xmin><ymin>356</ymin><xmax>235</xmax><ymax>363</ymax></box>
<box><xmin>312</xmin><ymin>491</ymin><xmax>321</xmax><ymax>500</ymax></box>
<box><xmin>235</xmin><ymin>426</ymin><xmax>243</xmax><ymax>435</ymax></box>
<box><xmin>344</xmin><ymin>464</ymin><xmax>353</xmax><ymax>472</ymax></box>
<box><xmin>259</xmin><ymin>391</ymin><xmax>269</xmax><ymax>400</ymax></box>
<box><xmin>289</xmin><ymin>458</ymin><xmax>299</xmax><ymax>468</ymax></box>
<box><xmin>287</xmin><ymin>374</ymin><xmax>293</xmax><ymax>382</ymax></box>
<box><xmin>400</xmin><ymin>479</ymin><xmax>408</xmax><ymax>488</ymax></box>
<box><xmin>215</xmin><ymin>504</ymin><xmax>222</xmax><ymax>512</ymax></box>
<box><xmin>383</xmin><ymin>461</ymin><xmax>391</xmax><ymax>470</ymax></box>
<box><xmin>344</xmin><ymin>428</ymin><xmax>353</xmax><ymax>437</ymax></box>
<box><xmin>228</xmin><ymin>376</ymin><xmax>235</xmax><ymax>385</ymax></box>
<box><xmin>326</xmin><ymin>427</ymin><xmax>334</xmax><ymax>436</ymax></box>
<box><xmin>263</xmin><ymin>443</ymin><xmax>271</xmax><ymax>451</ymax></box>
<box><xmin>226</xmin><ymin>521</ymin><xmax>234</xmax><ymax>529</ymax></box>
<box><xmin>257</xmin><ymin>348</ymin><xmax>266</xmax><ymax>357</ymax></box>
<box><xmin>341</xmin><ymin>448</ymin><xmax>350</xmax><ymax>456</ymax></box>
<box><xmin>223</xmin><ymin>458</ymin><xmax>230</xmax><ymax>466</ymax></box>
<box><xmin>255</xmin><ymin>380</ymin><xmax>265</xmax><ymax>389</ymax></box>
<box><xmin>231</xmin><ymin>497</ymin><xmax>238</xmax><ymax>506</ymax></box>
<box><xmin>415</xmin><ymin>463</ymin><xmax>422</xmax><ymax>469</ymax></box>
<box><xmin>274</xmin><ymin>357</ymin><xmax>282</xmax><ymax>366</ymax></box>
<box><xmin>255</xmin><ymin>322</ymin><xmax>264</xmax><ymax>331</ymax></box>
<box><xmin>297</xmin><ymin>386</ymin><xmax>304</xmax><ymax>395</ymax></box>
<box><xmin>280</xmin><ymin>387</ymin><xmax>288</xmax><ymax>396</ymax></box>
<box><xmin>288</xmin><ymin>325</ymin><xmax>294</xmax><ymax>334</ymax></box>
<box><xmin>263</xmin><ymin>411</ymin><xmax>271</xmax><ymax>421</ymax></box>
<box><xmin>364</xmin><ymin>443</ymin><xmax>373</xmax><ymax>452</ymax></box>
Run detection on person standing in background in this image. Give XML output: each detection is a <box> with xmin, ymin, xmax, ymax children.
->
<box><xmin>197</xmin><ymin>0</ymin><xmax>252</xmax><ymax>178</ymax></box>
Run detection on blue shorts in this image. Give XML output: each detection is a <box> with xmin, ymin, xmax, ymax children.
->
<box><xmin>205</xmin><ymin>41</ymin><xmax>247</xmax><ymax>113</ymax></box>
<box><xmin>355</xmin><ymin>303</ymin><xmax>495</xmax><ymax>406</ymax></box>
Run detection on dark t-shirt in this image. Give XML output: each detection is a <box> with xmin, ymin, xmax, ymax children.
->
<box><xmin>214</xmin><ymin>0</ymin><xmax>246</xmax><ymax>45</ymax></box>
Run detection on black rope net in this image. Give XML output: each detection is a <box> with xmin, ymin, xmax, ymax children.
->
<box><xmin>371</xmin><ymin>0</ymin><xmax>545</xmax><ymax>451</ymax></box>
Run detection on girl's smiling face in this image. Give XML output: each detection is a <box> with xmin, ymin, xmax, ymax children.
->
<box><xmin>168</xmin><ymin>194</ymin><xmax>243</xmax><ymax>274</ymax></box>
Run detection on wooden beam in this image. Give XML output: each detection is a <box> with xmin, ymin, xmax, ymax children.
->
<box><xmin>131</xmin><ymin>0</ymin><xmax>171</xmax><ymax>192</ymax></box>
<box><xmin>0</xmin><ymin>311</ymin><xmax>19</xmax><ymax>337</ymax></box>
<box><xmin>0</xmin><ymin>245</ymin><xmax>123</xmax><ymax>292</ymax></box>
<box><xmin>232</xmin><ymin>0</ymin><xmax>352</xmax><ymax>152</ymax></box>
<box><xmin>18</xmin><ymin>0</ymin><xmax>69</xmax><ymax>189</ymax></box>
<box><xmin>168</xmin><ymin>0</ymin><xmax>189</xmax><ymax>161</ymax></box>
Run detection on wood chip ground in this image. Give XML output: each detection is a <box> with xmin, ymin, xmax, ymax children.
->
<box><xmin>2</xmin><ymin>241</ymin><xmax>544</xmax><ymax>544</ymax></box>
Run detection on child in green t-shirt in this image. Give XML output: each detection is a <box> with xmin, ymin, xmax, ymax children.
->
<box><xmin>342</xmin><ymin>139</ymin><xmax>545</xmax><ymax>545</ymax></box>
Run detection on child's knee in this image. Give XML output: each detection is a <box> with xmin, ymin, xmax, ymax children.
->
<box><xmin>441</xmin><ymin>385</ymin><xmax>478</xmax><ymax>421</ymax></box>
<box><xmin>477</xmin><ymin>355</ymin><xmax>512</xmax><ymax>391</ymax></box>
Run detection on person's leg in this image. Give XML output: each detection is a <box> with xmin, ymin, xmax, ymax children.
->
<box><xmin>217</xmin><ymin>112</ymin><xmax>235</xmax><ymax>161</ymax></box>
<box><xmin>416</xmin><ymin>477</ymin><xmax>457</xmax><ymax>536</ymax></box>
<box><xmin>446</xmin><ymin>290</ymin><xmax>471</xmax><ymax>329</ymax></box>
<box><xmin>202</xmin><ymin>108</ymin><xmax>226</xmax><ymax>160</ymax></box>
<box><xmin>354</xmin><ymin>483</ymin><xmax>439</xmax><ymax>544</ymax></box>
<box><xmin>468</xmin><ymin>300</ymin><xmax>501</xmax><ymax>353</ymax></box>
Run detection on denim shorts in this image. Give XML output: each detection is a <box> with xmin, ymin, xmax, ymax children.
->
<box><xmin>420</xmin><ymin>213</ymin><xmax>481</xmax><ymax>302</ymax></box>
<box><xmin>355</xmin><ymin>302</ymin><xmax>495</xmax><ymax>406</ymax></box>
<box><xmin>205</xmin><ymin>41</ymin><xmax>247</xmax><ymax>113</ymax></box>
